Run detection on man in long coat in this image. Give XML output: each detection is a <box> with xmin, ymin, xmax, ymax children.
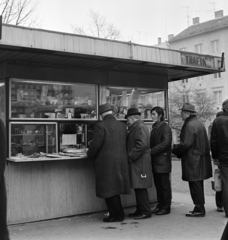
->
<box><xmin>87</xmin><ymin>103</ymin><xmax>131</xmax><ymax>222</ymax></box>
<box><xmin>172</xmin><ymin>103</ymin><xmax>212</xmax><ymax>217</ymax></box>
<box><xmin>150</xmin><ymin>106</ymin><xmax>172</xmax><ymax>215</ymax></box>
<box><xmin>126</xmin><ymin>108</ymin><xmax>152</xmax><ymax>219</ymax></box>
<box><xmin>210</xmin><ymin>99</ymin><xmax>228</xmax><ymax>218</ymax></box>
<box><xmin>0</xmin><ymin>119</ymin><xmax>10</xmax><ymax>240</ymax></box>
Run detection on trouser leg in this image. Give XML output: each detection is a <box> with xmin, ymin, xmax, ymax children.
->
<box><xmin>160</xmin><ymin>173</ymin><xmax>172</xmax><ymax>210</ymax></box>
<box><xmin>215</xmin><ymin>190</ymin><xmax>223</xmax><ymax>208</ymax></box>
<box><xmin>219</xmin><ymin>161</ymin><xmax>228</xmax><ymax>217</ymax></box>
<box><xmin>0</xmin><ymin>174</ymin><xmax>9</xmax><ymax>240</ymax></box>
<box><xmin>134</xmin><ymin>188</ymin><xmax>151</xmax><ymax>216</ymax></box>
<box><xmin>153</xmin><ymin>173</ymin><xmax>164</xmax><ymax>209</ymax></box>
<box><xmin>153</xmin><ymin>173</ymin><xmax>171</xmax><ymax>210</ymax></box>
<box><xmin>105</xmin><ymin>195</ymin><xmax>124</xmax><ymax>219</ymax></box>
<box><xmin>188</xmin><ymin>181</ymin><xmax>205</xmax><ymax>213</ymax></box>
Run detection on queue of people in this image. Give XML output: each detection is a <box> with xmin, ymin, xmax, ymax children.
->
<box><xmin>0</xmin><ymin>100</ymin><xmax>227</xmax><ymax>238</ymax></box>
<box><xmin>87</xmin><ymin>100</ymin><xmax>228</xmax><ymax>223</ymax></box>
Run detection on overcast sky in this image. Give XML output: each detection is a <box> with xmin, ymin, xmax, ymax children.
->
<box><xmin>37</xmin><ymin>0</ymin><xmax>228</xmax><ymax>45</ymax></box>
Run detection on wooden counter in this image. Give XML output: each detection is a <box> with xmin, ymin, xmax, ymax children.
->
<box><xmin>5</xmin><ymin>158</ymin><xmax>156</xmax><ymax>224</ymax></box>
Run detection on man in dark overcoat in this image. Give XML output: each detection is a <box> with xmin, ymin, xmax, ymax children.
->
<box><xmin>87</xmin><ymin>103</ymin><xmax>131</xmax><ymax>222</ymax></box>
<box><xmin>211</xmin><ymin>99</ymin><xmax>228</xmax><ymax>218</ymax></box>
<box><xmin>0</xmin><ymin>119</ymin><xmax>10</xmax><ymax>240</ymax></box>
<box><xmin>172</xmin><ymin>103</ymin><xmax>212</xmax><ymax>217</ymax></box>
<box><xmin>126</xmin><ymin>108</ymin><xmax>152</xmax><ymax>219</ymax></box>
<box><xmin>150</xmin><ymin>106</ymin><xmax>172</xmax><ymax>215</ymax></box>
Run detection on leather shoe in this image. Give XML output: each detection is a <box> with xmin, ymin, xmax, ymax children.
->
<box><xmin>151</xmin><ymin>207</ymin><xmax>160</xmax><ymax>214</ymax></box>
<box><xmin>134</xmin><ymin>214</ymin><xmax>151</xmax><ymax>220</ymax></box>
<box><xmin>103</xmin><ymin>217</ymin><xmax>124</xmax><ymax>222</ymax></box>
<box><xmin>217</xmin><ymin>207</ymin><xmax>224</xmax><ymax>212</ymax></box>
<box><xmin>185</xmin><ymin>211</ymin><xmax>205</xmax><ymax>217</ymax></box>
<box><xmin>156</xmin><ymin>209</ymin><xmax>170</xmax><ymax>215</ymax></box>
<box><xmin>128</xmin><ymin>210</ymin><xmax>141</xmax><ymax>217</ymax></box>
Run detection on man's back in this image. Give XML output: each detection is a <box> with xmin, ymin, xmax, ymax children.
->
<box><xmin>211</xmin><ymin>112</ymin><xmax>228</xmax><ymax>160</ymax></box>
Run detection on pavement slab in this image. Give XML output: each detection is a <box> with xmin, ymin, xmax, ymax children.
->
<box><xmin>8</xmin><ymin>192</ymin><xmax>228</xmax><ymax>240</ymax></box>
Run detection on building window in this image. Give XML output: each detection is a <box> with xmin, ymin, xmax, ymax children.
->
<box><xmin>214</xmin><ymin>72</ymin><xmax>221</xmax><ymax>79</ymax></box>
<box><xmin>195</xmin><ymin>44</ymin><xmax>202</xmax><ymax>53</ymax></box>
<box><xmin>213</xmin><ymin>91</ymin><xmax>222</xmax><ymax>104</ymax></box>
<box><xmin>211</xmin><ymin>40</ymin><xmax>219</xmax><ymax>53</ymax></box>
<box><xmin>197</xmin><ymin>76</ymin><xmax>203</xmax><ymax>81</ymax></box>
<box><xmin>182</xmin><ymin>79</ymin><xmax>188</xmax><ymax>84</ymax></box>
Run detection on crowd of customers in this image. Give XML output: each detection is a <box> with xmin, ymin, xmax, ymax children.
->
<box><xmin>1</xmin><ymin>100</ymin><xmax>228</xmax><ymax>239</ymax></box>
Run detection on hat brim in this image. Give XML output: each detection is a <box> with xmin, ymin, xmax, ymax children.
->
<box><xmin>125</xmin><ymin>112</ymin><xmax>141</xmax><ymax>119</ymax></box>
<box><xmin>99</xmin><ymin>108</ymin><xmax>112</xmax><ymax>115</ymax></box>
<box><xmin>179</xmin><ymin>108</ymin><xmax>196</xmax><ymax>113</ymax></box>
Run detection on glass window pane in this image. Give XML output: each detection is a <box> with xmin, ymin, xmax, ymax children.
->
<box><xmin>99</xmin><ymin>86</ymin><xmax>166</xmax><ymax>120</ymax></box>
<box><xmin>0</xmin><ymin>81</ymin><xmax>6</xmax><ymax>124</ymax></box>
<box><xmin>10</xmin><ymin>79</ymin><xmax>97</xmax><ymax>120</ymax></box>
<box><xmin>10</xmin><ymin>123</ymin><xmax>57</xmax><ymax>158</ymax></box>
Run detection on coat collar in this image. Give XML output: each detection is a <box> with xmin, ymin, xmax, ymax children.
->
<box><xmin>103</xmin><ymin>114</ymin><xmax>115</xmax><ymax>120</ymax></box>
<box><xmin>153</xmin><ymin>120</ymin><xmax>165</xmax><ymax>130</ymax></box>
<box><xmin>182</xmin><ymin>114</ymin><xmax>197</xmax><ymax>128</ymax></box>
<box><xmin>128</xmin><ymin>119</ymin><xmax>143</xmax><ymax>134</ymax></box>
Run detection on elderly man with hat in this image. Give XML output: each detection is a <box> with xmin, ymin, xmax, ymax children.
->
<box><xmin>211</xmin><ymin>99</ymin><xmax>228</xmax><ymax>218</ymax></box>
<box><xmin>87</xmin><ymin>103</ymin><xmax>131</xmax><ymax>222</ymax></box>
<box><xmin>126</xmin><ymin>108</ymin><xmax>152</xmax><ymax>219</ymax></box>
<box><xmin>172</xmin><ymin>103</ymin><xmax>212</xmax><ymax>217</ymax></box>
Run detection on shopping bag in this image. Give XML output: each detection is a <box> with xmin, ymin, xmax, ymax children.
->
<box><xmin>211</xmin><ymin>168</ymin><xmax>222</xmax><ymax>192</ymax></box>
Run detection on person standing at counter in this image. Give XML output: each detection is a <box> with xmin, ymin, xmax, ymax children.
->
<box><xmin>87</xmin><ymin>103</ymin><xmax>131</xmax><ymax>223</ymax></box>
<box><xmin>126</xmin><ymin>108</ymin><xmax>152</xmax><ymax>220</ymax></box>
<box><xmin>0</xmin><ymin>119</ymin><xmax>10</xmax><ymax>240</ymax></box>
<box><xmin>150</xmin><ymin>106</ymin><xmax>172</xmax><ymax>215</ymax></box>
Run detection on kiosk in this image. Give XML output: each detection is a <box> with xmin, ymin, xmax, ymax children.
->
<box><xmin>0</xmin><ymin>24</ymin><xmax>225</xmax><ymax>224</ymax></box>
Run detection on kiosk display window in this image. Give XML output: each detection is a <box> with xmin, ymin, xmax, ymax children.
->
<box><xmin>9</xmin><ymin>122</ymin><xmax>57</xmax><ymax>158</ymax></box>
<box><xmin>10</xmin><ymin>79</ymin><xmax>98</xmax><ymax>120</ymax></box>
<box><xmin>99</xmin><ymin>86</ymin><xmax>166</xmax><ymax>120</ymax></box>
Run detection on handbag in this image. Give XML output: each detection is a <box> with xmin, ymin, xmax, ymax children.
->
<box><xmin>211</xmin><ymin>168</ymin><xmax>222</xmax><ymax>192</ymax></box>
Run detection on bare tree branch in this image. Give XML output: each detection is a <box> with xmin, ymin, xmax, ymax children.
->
<box><xmin>0</xmin><ymin>0</ymin><xmax>40</xmax><ymax>27</ymax></box>
<box><xmin>72</xmin><ymin>10</ymin><xmax>122</xmax><ymax>40</ymax></box>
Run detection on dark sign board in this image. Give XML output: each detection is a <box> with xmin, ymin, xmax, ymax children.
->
<box><xmin>181</xmin><ymin>52</ymin><xmax>215</xmax><ymax>69</ymax></box>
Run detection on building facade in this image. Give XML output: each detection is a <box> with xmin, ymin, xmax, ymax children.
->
<box><xmin>168</xmin><ymin>10</ymin><xmax>228</xmax><ymax>113</ymax></box>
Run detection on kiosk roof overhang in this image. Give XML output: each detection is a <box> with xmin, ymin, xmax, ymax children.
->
<box><xmin>0</xmin><ymin>24</ymin><xmax>225</xmax><ymax>82</ymax></box>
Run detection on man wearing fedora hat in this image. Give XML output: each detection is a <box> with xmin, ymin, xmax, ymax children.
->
<box><xmin>87</xmin><ymin>103</ymin><xmax>131</xmax><ymax>223</ymax></box>
<box><xmin>172</xmin><ymin>103</ymin><xmax>212</xmax><ymax>217</ymax></box>
<box><xmin>126</xmin><ymin>108</ymin><xmax>152</xmax><ymax>219</ymax></box>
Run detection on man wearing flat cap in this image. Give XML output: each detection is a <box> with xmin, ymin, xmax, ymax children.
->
<box><xmin>211</xmin><ymin>99</ymin><xmax>228</xmax><ymax>218</ymax></box>
<box><xmin>126</xmin><ymin>108</ymin><xmax>152</xmax><ymax>219</ymax></box>
<box><xmin>172</xmin><ymin>103</ymin><xmax>212</xmax><ymax>217</ymax></box>
<box><xmin>87</xmin><ymin>103</ymin><xmax>131</xmax><ymax>223</ymax></box>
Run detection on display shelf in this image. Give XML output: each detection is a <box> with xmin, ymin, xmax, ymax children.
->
<box><xmin>7</xmin><ymin>155</ymin><xmax>88</xmax><ymax>162</ymax></box>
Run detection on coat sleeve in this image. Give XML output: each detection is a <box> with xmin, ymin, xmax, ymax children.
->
<box><xmin>151</xmin><ymin>125</ymin><xmax>172</xmax><ymax>156</ymax></box>
<box><xmin>0</xmin><ymin>119</ymin><xmax>7</xmax><ymax>174</ymax></box>
<box><xmin>87</xmin><ymin>124</ymin><xmax>105</xmax><ymax>159</ymax></box>
<box><xmin>172</xmin><ymin>123</ymin><xmax>194</xmax><ymax>157</ymax></box>
<box><xmin>210</xmin><ymin>121</ymin><xmax>218</xmax><ymax>159</ymax></box>
<box><xmin>129</xmin><ymin>124</ymin><xmax>148</xmax><ymax>162</ymax></box>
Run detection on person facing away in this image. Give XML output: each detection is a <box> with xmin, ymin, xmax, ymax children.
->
<box><xmin>0</xmin><ymin>119</ymin><xmax>10</xmax><ymax>240</ymax></box>
<box><xmin>87</xmin><ymin>103</ymin><xmax>131</xmax><ymax>223</ymax></box>
<box><xmin>210</xmin><ymin>99</ymin><xmax>228</xmax><ymax>218</ymax></box>
<box><xmin>126</xmin><ymin>108</ymin><xmax>152</xmax><ymax>220</ymax></box>
<box><xmin>150</xmin><ymin>106</ymin><xmax>172</xmax><ymax>215</ymax></box>
<box><xmin>212</xmin><ymin>111</ymin><xmax>224</xmax><ymax>213</ymax></box>
<box><xmin>172</xmin><ymin>103</ymin><xmax>212</xmax><ymax>217</ymax></box>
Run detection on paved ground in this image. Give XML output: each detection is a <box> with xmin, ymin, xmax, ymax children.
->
<box><xmin>8</xmin><ymin>160</ymin><xmax>227</xmax><ymax>240</ymax></box>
